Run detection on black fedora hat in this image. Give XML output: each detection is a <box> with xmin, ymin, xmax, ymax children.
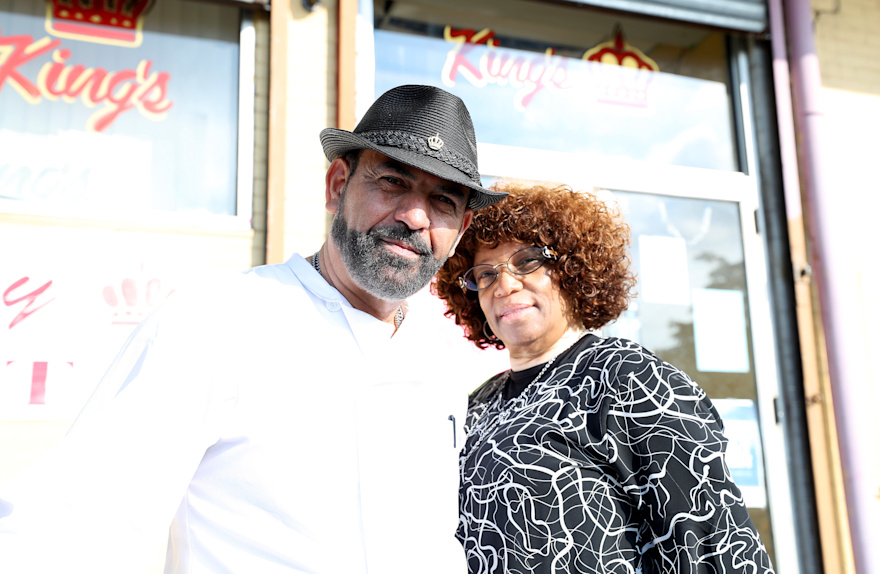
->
<box><xmin>320</xmin><ymin>85</ymin><xmax>507</xmax><ymax>210</ymax></box>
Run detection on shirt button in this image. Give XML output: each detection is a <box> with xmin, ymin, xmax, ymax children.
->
<box><xmin>326</xmin><ymin>300</ymin><xmax>341</xmax><ymax>311</ymax></box>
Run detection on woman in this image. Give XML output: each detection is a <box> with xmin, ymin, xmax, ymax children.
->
<box><xmin>434</xmin><ymin>183</ymin><xmax>775</xmax><ymax>574</ymax></box>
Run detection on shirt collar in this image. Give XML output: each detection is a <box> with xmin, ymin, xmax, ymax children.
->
<box><xmin>285</xmin><ymin>253</ymin><xmax>401</xmax><ymax>345</ymax></box>
<box><xmin>285</xmin><ymin>253</ymin><xmax>351</xmax><ymax>306</ymax></box>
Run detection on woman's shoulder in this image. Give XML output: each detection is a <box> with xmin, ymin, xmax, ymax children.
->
<box><xmin>573</xmin><ymin>336</ymin><xmax>705</xmax><ymax>396</ymax></box>
<box><xmin>588</xmin><ymin>336</ymin><xmax>718</xmax><ymax>418</ymax></box>
<box><xmin>468</xmin><ymin>371</ymin><xmax>510</xmax><ymax>409</ymax></box>
<box><xmin>582</xmin><ymin>336</ymin><xmax>677</xmax><ymax>374</ymax></box>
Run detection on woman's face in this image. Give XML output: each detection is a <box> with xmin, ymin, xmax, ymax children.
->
<box><xmin>475</xmin><ymin>241</ymin><xmax>576</xmax><ymax>357</ymax></box>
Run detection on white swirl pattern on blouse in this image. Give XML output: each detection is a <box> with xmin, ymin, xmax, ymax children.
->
<box><xmin>457</xmin><ymin>335</ymin><xmax>775</xmax><ymax>574</ymax></box>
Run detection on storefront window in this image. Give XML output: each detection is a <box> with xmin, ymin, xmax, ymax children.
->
<box><xmin>370</xmin><ymin>0</ymin><xmax>786</xmax><ymax>564</ymax></box>
<box><xmin>0</xmin><ymin>0</ymin><xmax>241</xmax><ymax>217</ymax></box>
<box><xmin>373</xmin><ymin>0</ymin><xmax>737</xmax><ymax>171</ymax></box>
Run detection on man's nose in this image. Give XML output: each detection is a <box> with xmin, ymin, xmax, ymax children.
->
<box><xmin>394</xmin><ymin>194</ymin><xmax>431</xmax><ymax>230</ymax></box>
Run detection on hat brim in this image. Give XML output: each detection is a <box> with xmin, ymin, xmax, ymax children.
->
<box><xmin>320</xmin><ymin>128</ymin><xmax>507</xmax><ymax>210</ymax></box>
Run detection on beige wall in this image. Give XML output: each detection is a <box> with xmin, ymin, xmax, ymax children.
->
<box><xmin>810</xmin><ymin>0</ymin><xmax>880</xmax><ymax>459</ymax></box>
<box><xmin>268</xmin><ymin>0</ymin><xmax>338</xmax><ymax>263</ymax></box>
<box><xmin>806</xmin><ymin>1</ymin><xmax>880</xmax><ymax>572</ymax></box>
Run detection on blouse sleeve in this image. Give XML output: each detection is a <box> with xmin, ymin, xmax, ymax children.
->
<box><xmin>602</xmin><ymin>347</ymin><xmax>776</xmax><ymax>573</ymax></box>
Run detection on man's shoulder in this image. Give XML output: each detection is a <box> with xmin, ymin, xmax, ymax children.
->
<box><xmin>153</xmin><ymin>259</ymin><xmax>311</xmax><ymax>324</ymax></box>
<box><xmin>212</xmin><ymin>257</ymin><xmax>310</xmax><ymax>296</ymax></box>
<box><xmin>242</xmin><ymin>258</ymin><xmax>303</xmax><ymax>285</ymax></box>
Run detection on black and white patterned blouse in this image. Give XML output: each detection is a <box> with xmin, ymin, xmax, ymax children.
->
<box><xmin>457</xmin><ymin>334</ymin><xmax>775</xmax><ymax>574</ymax></box>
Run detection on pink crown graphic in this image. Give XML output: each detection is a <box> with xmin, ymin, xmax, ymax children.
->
<box><xmin>102</xmin><ymin>272</ymin><xmax>168</xmax><ymax>325</ymax></box>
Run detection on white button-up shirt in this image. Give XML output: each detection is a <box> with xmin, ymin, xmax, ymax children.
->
<box><xmin>0</xmin><ymin>254</ymin><xmax>467</xmax><ymax>574</ymax></box>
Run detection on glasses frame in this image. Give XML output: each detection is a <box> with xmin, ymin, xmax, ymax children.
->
<box><xmin>458</xmin><ymin>246</ymin><xmax>559</xmax><ymax>292</ymax></box>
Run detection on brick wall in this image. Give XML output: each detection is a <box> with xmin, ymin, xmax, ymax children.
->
<box><xmin>252</xmin><ymin>10</ymin><xmax>271</xmax><ymax>267</ymax></box>
<box><xmin>812</xmin><ymin>0</ymin><xmax>880</xmax><ymax>94</ymax></box>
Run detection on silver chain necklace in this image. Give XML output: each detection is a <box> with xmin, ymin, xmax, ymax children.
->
<box><xmin>469</xmin><ymin>360</ymin><xmax>557</xmax><ymax>450</ymax></box>
<box><xmin>526</xmin><ymin>353</ymin><xmax>561</xmax><ymax>389</ymax></box>
<box><xmin>310</xmin><ymin>252</ymin><xmax>404</xmax><ymax>329</ymax></box>
<box><xmin>468</xmin><ymin>336</ymin><xmax>582</xmax><ymax>451</ymax></box>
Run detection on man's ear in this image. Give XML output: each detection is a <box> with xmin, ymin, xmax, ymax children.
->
<box><xmin>325</xmin><ymin>157</ymin><xmax>351</xmax><ymax>214</ymax></box>
<box><xmin>448</xmin><ymin>208</ymin><xmax>474</xmax><ymax>257</ymax></box>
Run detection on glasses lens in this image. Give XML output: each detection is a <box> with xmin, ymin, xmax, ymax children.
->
<box><xmin>510</xmin><ymin>247</ymin><xmax>546</xmax><ymax>275</ymax></box>
<box><xmin>463</xmin><ymin>266</ymin><xmax>496</xmax><ymax>291</ymax></box>
<box><xmin>460</xmin><ymin>248</ymin><xmax>553</xmax><ymax>291</ymax></box>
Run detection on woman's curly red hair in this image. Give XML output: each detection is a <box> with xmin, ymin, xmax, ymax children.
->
<box><xmin>433</xmin><ymin>182</ymin><xmax>636</xmax><ymax>350</ymax></box>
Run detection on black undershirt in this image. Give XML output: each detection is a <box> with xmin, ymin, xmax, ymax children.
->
<box><xmin>502</xmin><ymin>335</ymin><xmax>597</xmax><ymax>402</ymax></box>
<box><xmin>503</xmin><ymin>363</ymin><xmax>547</xmax><ymax>401</ymax></box>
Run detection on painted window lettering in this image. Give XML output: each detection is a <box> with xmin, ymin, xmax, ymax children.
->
<box><xmin>0</xmin><ymin>31</ymin><xmax>173</xmax><ymax>132</ymax></box>
<box><xmin>3</xmin><ymin>277</ymin><xmax>54</xmax><ymax>330</ymax></box>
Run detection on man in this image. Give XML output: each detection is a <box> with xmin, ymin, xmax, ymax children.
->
<box><xmin>0</xmin><ymin>85</ymin><xmax>507</xmax><ymax>573</ymax></box>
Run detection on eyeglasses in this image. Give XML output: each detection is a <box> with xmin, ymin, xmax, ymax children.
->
<box><xmin>458</xmin><ymin>246</ymin><xmax>558</xmax><ymax>292</ymax></box>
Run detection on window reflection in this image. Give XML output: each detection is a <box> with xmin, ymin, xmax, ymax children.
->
<box><xmin>374</xmin><ymin>1</ymin><xmax>737</xmax><ymax>171</ymax></box>
<box><xmin>0</xmin><ymin>0</ymin><xmax>241</xmax><ymax>216</ymax></box>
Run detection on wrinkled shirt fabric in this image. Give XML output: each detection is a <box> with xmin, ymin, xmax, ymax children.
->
<box><xmin>0</xmin><ymin>254</ymin><xmax>466</xmax><ymax>574</ymax></box>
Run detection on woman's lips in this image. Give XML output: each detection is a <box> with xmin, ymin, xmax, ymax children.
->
<box><xmin>498</xmin><ymin>304</ymin><xmax>532</xmax><ymax>321</ymax></box>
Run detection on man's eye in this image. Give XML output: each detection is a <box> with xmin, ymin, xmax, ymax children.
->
<box><xmin>382</xmin><ymin>176</ymin><xmax>404</xmax><ymax>186</ymax></box>
<box><xmin>436</xmin><ymin>195</ymin><xmax>458</xmax><ymax>208</ymax></box>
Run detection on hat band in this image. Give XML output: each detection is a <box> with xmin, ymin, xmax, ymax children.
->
<box><xmin>356</xmin><ymin>130</ymin><xmax>480</xmax><ymax>184</ymax></box>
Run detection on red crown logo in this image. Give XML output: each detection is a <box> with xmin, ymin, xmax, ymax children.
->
<box><xmin>582</xmin><ymin>27</ymin><xmax>658</xmax><ymax>108</ymax></box>
<box><xmin>45</xmin><ymin>0</ymin><xmax>155</xmax><ymax>48</ymax></box>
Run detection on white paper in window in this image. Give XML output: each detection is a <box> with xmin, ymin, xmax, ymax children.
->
<box><xmin>638</xmin><ymin>235</ymin><xmax>691</xmax><ymax>305</ymax></box>
<box><xmin>692</xmin><ymin>288</ymin><xmax>750</xmax><ymax>373</ymax></box>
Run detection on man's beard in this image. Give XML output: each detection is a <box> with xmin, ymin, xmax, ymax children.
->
<box><xmin>330</xmin><ymin>193</ymin><xmax>450</xmax><ymax>301</ymax></box>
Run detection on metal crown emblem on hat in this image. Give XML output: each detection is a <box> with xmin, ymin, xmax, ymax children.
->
<box><xmin>427</xmin><ymin>133</ymin><xmax>444</xmax><ymax>151</ymax></box>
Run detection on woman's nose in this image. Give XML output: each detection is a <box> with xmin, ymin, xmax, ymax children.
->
<box><xmin>493</xmin><ymin>266</ymin><xmax>523</xmax><ymax>296</ymax></box>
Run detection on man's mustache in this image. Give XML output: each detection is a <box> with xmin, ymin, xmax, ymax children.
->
<box><xmin>369</xmin><ymin>224</ymin><xmax>431</xmax><ymax>257</ymax></box>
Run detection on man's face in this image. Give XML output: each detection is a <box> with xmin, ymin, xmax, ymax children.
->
<box><xmin>327</xmin><ymin>150</ymin><xmax>474</xmax><ymax>301</ymax></box>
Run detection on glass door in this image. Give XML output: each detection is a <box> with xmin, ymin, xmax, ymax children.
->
<box><xmin>476</xmin><ymin>147</ymin><xmax>798</xmax><ymax>571</ymax></box>
<box><xmin>367</xmin><ymin>0</ymin><xmax>801</xmax><ymax>569</ymax></box>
